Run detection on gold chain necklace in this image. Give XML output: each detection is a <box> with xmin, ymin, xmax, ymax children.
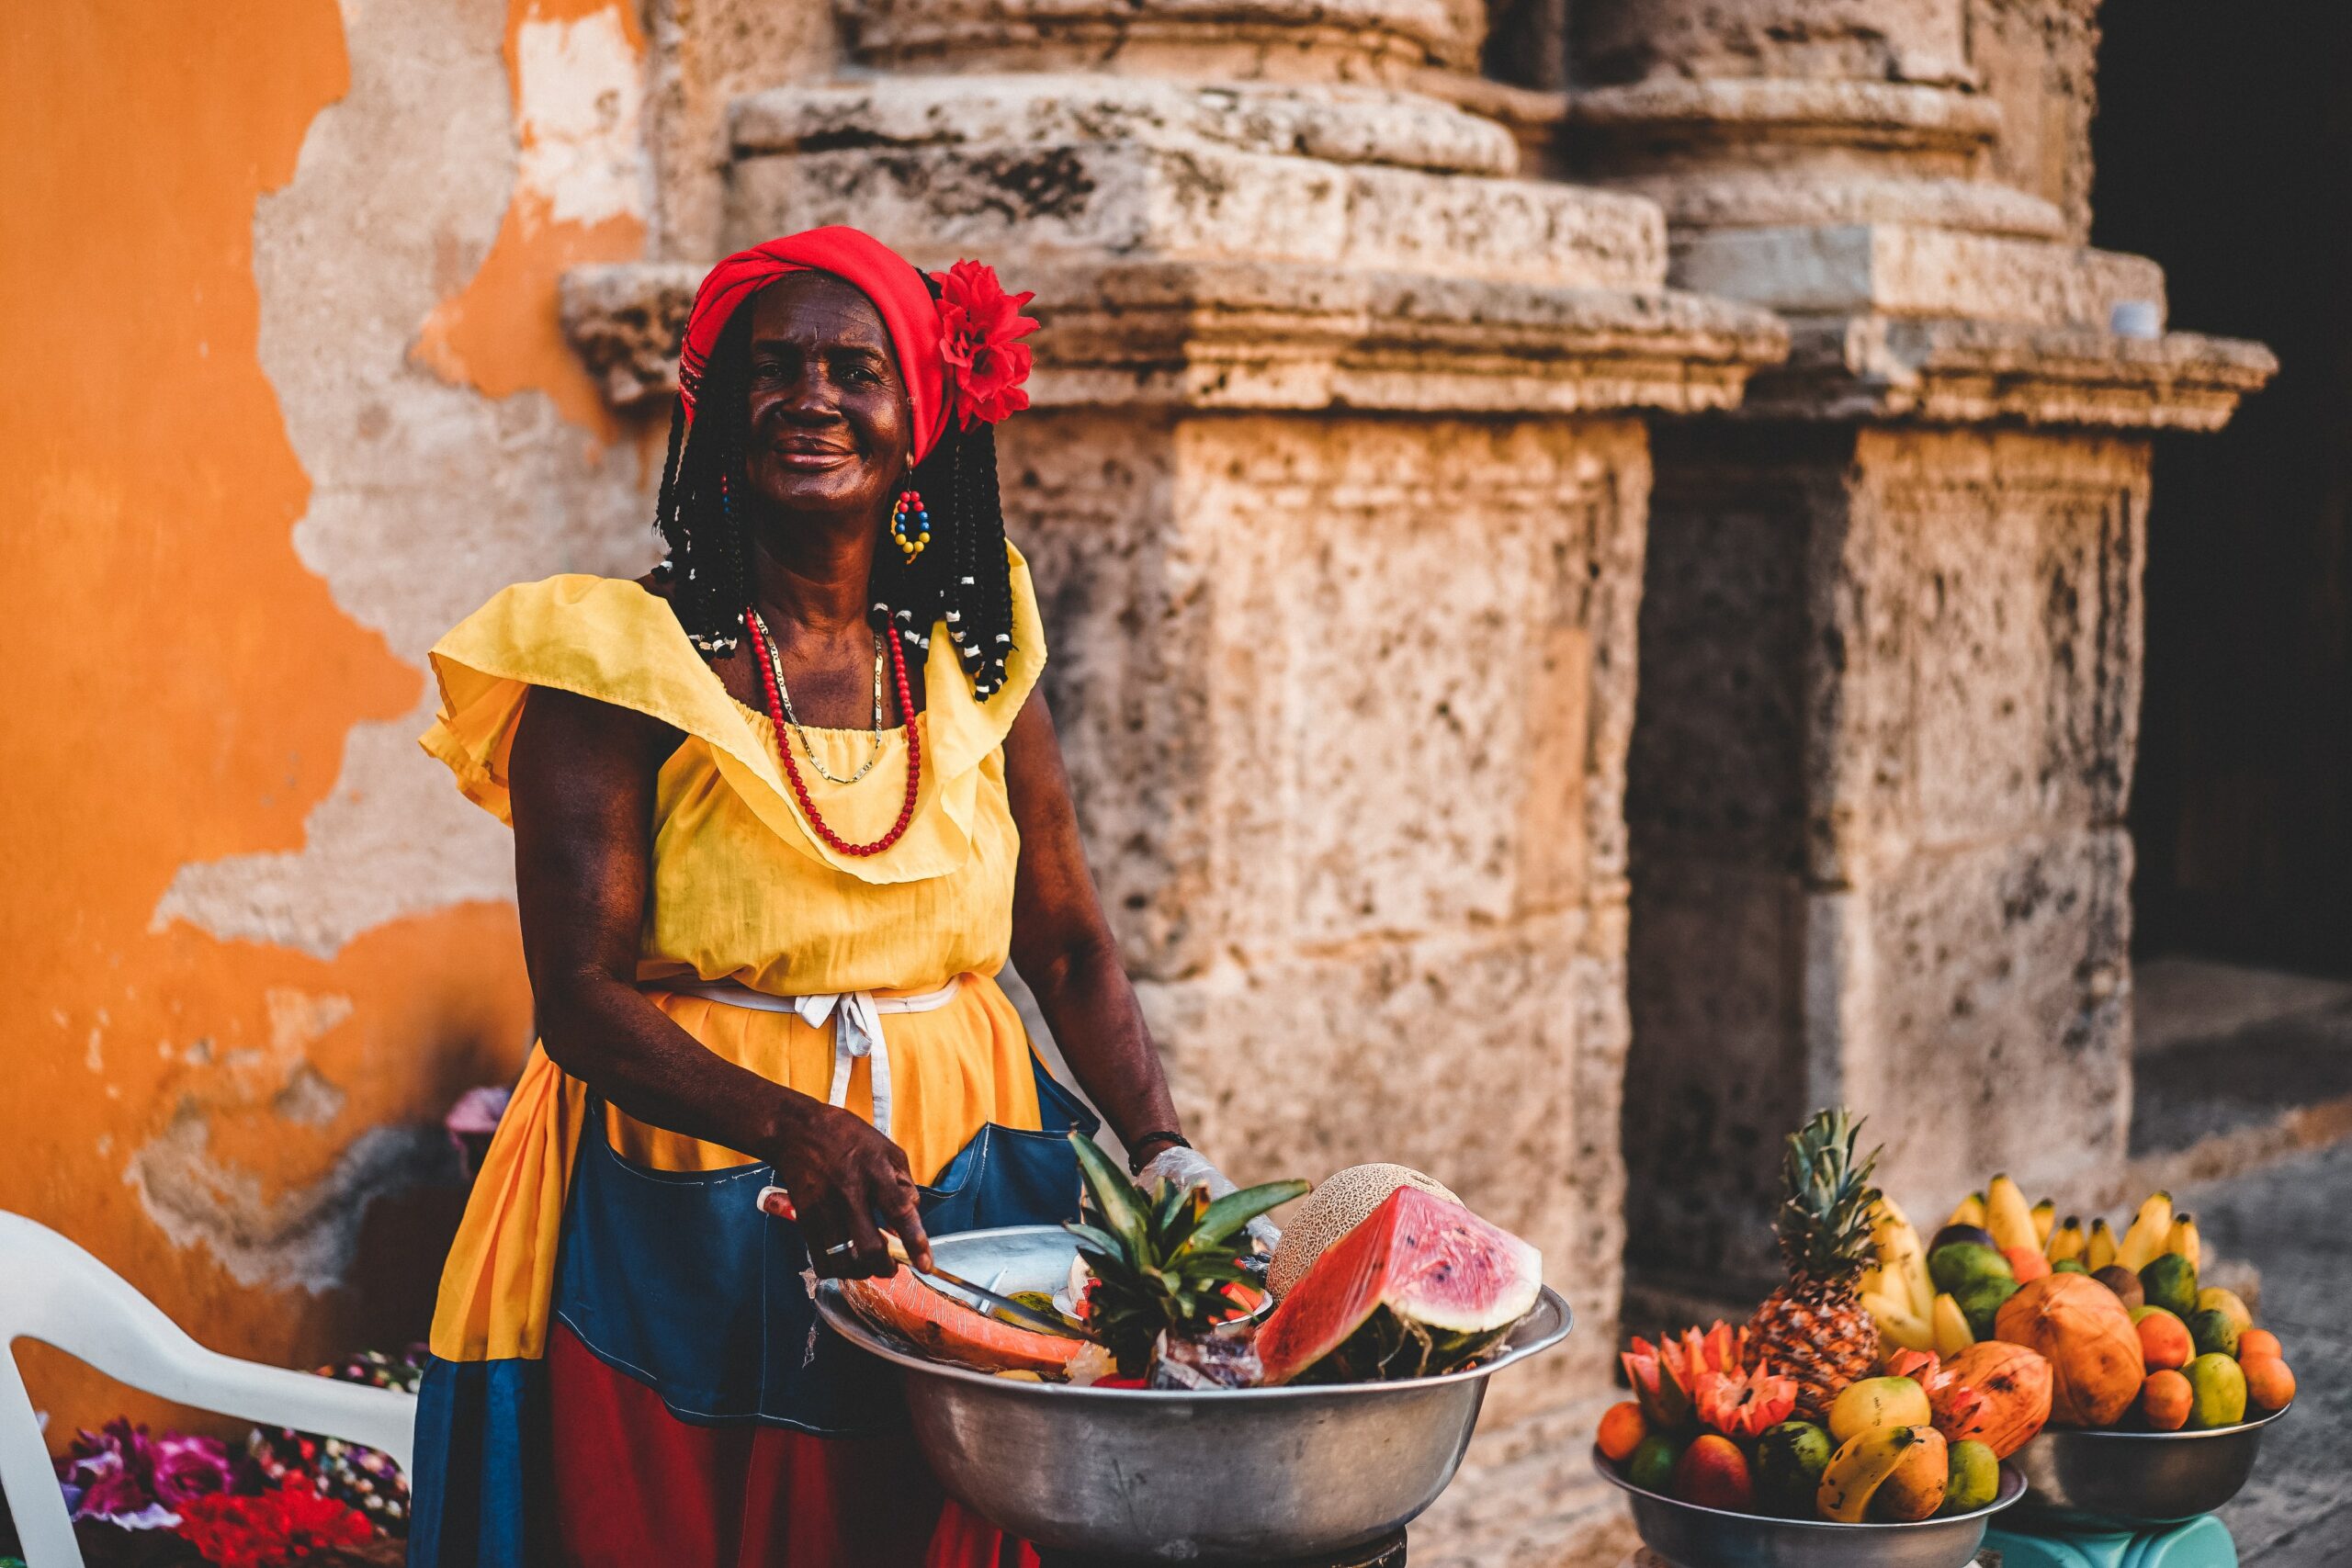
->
<box><xmin>749</xmin><ymin>609</ymin><xmax>888</xmax><ymax>786</ymax></box>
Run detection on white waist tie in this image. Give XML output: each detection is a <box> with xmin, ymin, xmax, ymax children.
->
<box><xmin>647</xmin><ymin>976</ymin><xmax>962</xmax><ymax>1143</ymax></box>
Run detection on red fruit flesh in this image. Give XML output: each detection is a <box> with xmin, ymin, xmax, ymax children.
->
<box><xmin>1255</xmin><ymin>1186</ymin><xmax>1541</xmax><ymax>1386</ymax></box>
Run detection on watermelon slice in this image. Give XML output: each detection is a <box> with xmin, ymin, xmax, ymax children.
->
<box><xmin>842</xmin><ymin>1269</ymin><xmax>1088</xmax><ymax>1377</ymax></box>
<box><xmin>1254</xmin><ymin>1186</ymin><xmax>1541</xmax><ymax>1386</ymax></box>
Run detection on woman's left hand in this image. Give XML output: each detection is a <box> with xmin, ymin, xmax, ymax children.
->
<box><xmin>1134</xmin><ymin>1143</ymin><xmax>1283</xmax><ymax>1252</ymax></box>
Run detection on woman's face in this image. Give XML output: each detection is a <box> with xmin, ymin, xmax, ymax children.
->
<box><xmin>740</xmin><ymin>273</ymin><xmax>912</xmax><ymax>522</ymax></box>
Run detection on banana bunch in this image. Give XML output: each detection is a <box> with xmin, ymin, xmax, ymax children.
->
<box><xmin>1856</xmin><ymin>1195</ymin><xmax>1938</xmax><ymax>1354</ymax></box>
<box><xmin>2044</xmin><ymin>1190</ymin><xmax>2199</xmax><ymax>1273</ymax></box>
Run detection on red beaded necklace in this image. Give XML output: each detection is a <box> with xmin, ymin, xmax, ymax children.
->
<box><xmin>744</xmin><ymin>607</ymin><xmax>921</xmax><ymax>858</ymax></box>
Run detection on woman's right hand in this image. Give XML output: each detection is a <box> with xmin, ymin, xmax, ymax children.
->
<box><xmin>769</xmin><ymin>1100</ymin><xmax>934</xmax><ymax>1280</ymax></box>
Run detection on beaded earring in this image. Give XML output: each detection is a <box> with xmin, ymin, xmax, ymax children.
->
<box><xmin>890</xmin><ymin>486</ymin><xmax>931</xmax><ymax>562</ymax></box>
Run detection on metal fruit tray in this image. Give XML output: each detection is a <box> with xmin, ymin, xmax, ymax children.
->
<box><xmin>814</xmin><ymin>1224</ymin><xmax>1571</xmax><ymax>1563</ymax></box>
<box><xmin>2007</xmin><ymin>1404</ymin><xmax>2292</xmax><ymax>1530</ymax></box>
<box><xmin>1593</xmin><ymin>1448</ymin><xmax>2026</xmax><ymax>1568</ymax></box>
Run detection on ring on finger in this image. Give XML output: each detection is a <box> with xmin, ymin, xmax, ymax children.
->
<box><xmin>823</xmin><ymin>1241</ymin><xmax>856</xmax><ymax>1258</ymax></box>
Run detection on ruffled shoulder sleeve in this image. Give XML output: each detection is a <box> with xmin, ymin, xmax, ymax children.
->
<box><xmin>926</xmin><ymin>540</ymin><xmax>1046</xmax><ymax>783</ymax></box>
<box><xmin>418</xmin><ymin>548</ymin><xmax>1046</xmax><ymax>886</ymax></box>
<box><xmin>418</xmin><ymin>574</ymin><xmax>743</xmax><ymax>825</ymax></box>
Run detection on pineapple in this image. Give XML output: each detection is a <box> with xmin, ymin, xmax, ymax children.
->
<box><xmin>1747</xmin><ymin>1108</ymin><xmax>1884</xmax><ymax>1422</ymax></box>
<box><xmin>1067</xmin><ymin>1134</ymin><xmax>1307</xmax><ymax>1378</ymax></box>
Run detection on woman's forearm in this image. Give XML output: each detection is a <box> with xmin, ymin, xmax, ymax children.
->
<box><xmin>536</xmin><ymin>969</ymin><xmax>819</xmax><ymax>1159</ymax></box>
<box><xmin>1020</xmin><ymin>932</ymin><xmax>1182</xmax><ymax>1156</ymax></box>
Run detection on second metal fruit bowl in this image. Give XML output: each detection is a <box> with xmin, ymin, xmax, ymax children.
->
<box><xmin>2008</xmin><ymin>1404</ymin><xmax>2292</xmax><ymax>1529</ymax></box>
<box><xmin>1594</xmin><ymin>1449</ymin><xmax>2025</xmax><ymax>1568</ymax></box>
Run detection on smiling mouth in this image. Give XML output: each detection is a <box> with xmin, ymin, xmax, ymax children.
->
<box><xmin>771</xmin><ymin>445</ymin><xmax>857</xmax><ymax>470</ymax></box>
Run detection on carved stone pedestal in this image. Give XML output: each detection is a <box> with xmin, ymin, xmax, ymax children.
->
<box><xmin>1577</xmin><ymin>0</ymin><xmax>2277</xmax><ymax>1301</ymax></box>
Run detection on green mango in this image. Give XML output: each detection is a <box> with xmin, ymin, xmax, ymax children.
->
<box><xmin>1942</xmin><ymin>1439</ymin><xmax>2000</xmax><ymax>1514</ymax></box>
<box><xmin>1627</xmin><ymin>1434</ymin><xmax>1683</xmax><ymax>1495</ymax></box>
<box><xmin>2187</xmin><ymin>1307</ymin><xmax>2242</xmax><ymax>1359</ymax></box>
<box><xmin>1958</xmin><ymin>1274</ymin><xmax>2022</xmax><ymax>1337</ymax></box>
<box><xmin>2052</xmin><ymin>1258</ymin><xmax>2089</xmax><ymax>1274</ymax></box>
<box><xmin>2139</xmin><ymin>1254</ymin><xmax>2199</xmax><ymax>1319</ymax></box>
<box><xmin>1929</xmin><ymin>1242</ymin><xmax>2017</xmax><ymax>1296</ymax></box>
<box><xmin>1754</xmin><ymin>1421</ymin><xmax>1834</xmax><ymax>1516</ymax></box>
<box><xmin>2184</xmin><ymin>1353</ymin><xmax>2247</xmax><ymax>1428</ymax></box>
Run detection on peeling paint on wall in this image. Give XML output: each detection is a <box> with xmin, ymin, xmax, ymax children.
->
<box><xmin>153</xmin><ymin>0</ymin><xmax>656</xmax><ymax>960</ymax></box>
<box><xmin>414</xmin><ymin>0</ymin><xmax>653</xmax><ymax>434</ymax></box>
<box><xmin>127</xmin><ymin>1111</ymin><xmax>452</xmax><ymax>1294</ymax></box>
<box><xmin>1</xmin><ymin>0</ymin><xmax>642</xmax><ymax>1440</ymax></box>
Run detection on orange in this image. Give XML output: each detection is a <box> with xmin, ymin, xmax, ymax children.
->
<box><xmin>2242</xmin><ymin>1356</ymin><xmax>2296</xmax><ymax>1413</ymax></box>
<box><xmin>1598</xmin><ymin>1401</ymin><xmax>1649</xmax><ymax>1463</ymax></box>
<box><xmin>2140</xmin><ymin>1370</ymin><xmax>2192</xmax><ymax>1431</ymax></box>
<box><xmin>2237</xmin><ymin>1328</ymin><xmax>2283</xmax><ymax>1361</ymax></box>
<box><xmin>2134</xmin><ymin>1308</ymin><xmax>2193</xmax><ymax>1371</ymax></box>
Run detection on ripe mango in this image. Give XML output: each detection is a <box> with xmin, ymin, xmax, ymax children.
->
<box><xmin>1828</xmin><ymin>1375</ymin><xmax>1933</xmax><ymax>1444</ymax></box>
<box><xmin>1672</xmin><ymin>1434</ymin><xmax>1754</xmax><ymax>1510</ymax></box>
<box><xmin>2195</xmin><ymin>1287</ymin><xmax>2253</xmax><ymax>1336</ymax></box>
<box><xmin>2184</xmin><ymin>1353</ymin><xmax>2247</xmax><ymax>1429</ymax></box>
<box><xmin>1868</xmin><ymin>1427</ymin><xmax>1951</xmax><ymax>1523</ymax></box>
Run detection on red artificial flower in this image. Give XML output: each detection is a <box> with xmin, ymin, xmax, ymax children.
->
<box><xmin>176</xmin><ymin>1484</ymin><xmax>372</xmax><ymax>1568</ymax></box>
<box><xmin>931</xmin><ymin>258</ymin><xmax>1039</xmax><ymax>430</ymax></box>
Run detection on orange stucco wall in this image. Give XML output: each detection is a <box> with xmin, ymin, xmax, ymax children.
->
<box><xmin>0</xmin><ymin>0</ymin><xmax>648</xmax><ymax>1440</ymax></box>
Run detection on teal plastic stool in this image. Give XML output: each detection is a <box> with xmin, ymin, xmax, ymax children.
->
<box><xmin>1984</xmin><ymin>1517</ymin><xmax>2236</xmax><ymax>1568</ymax></box>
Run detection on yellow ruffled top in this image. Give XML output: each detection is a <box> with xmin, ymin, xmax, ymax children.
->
<box><xmin>422</xmin><ymin>545</ymin><xmax>1046</xmax><ymax>995</ymax></box>
<box><xmin>418</xmin><ymin>545</ymin><xmax>1050</xmax><ymax>1363</ymax></box>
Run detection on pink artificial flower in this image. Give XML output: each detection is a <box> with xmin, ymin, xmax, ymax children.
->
<box><xmin>151</xmin><ymin>1429</ymin><xmax>235</xmax><ymax>1509</ymax></box>
<box><xmin>931</xmin><ymin>259</ymin><xmax>1039</xmax><ymax>430</ymax></box>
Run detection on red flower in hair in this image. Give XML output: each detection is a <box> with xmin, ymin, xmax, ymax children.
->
<box><xmin>932</xmin><ymin>259</ymin><xmax>1039</xmax><ymax>430</ymax></box>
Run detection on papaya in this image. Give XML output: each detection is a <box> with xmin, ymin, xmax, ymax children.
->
<box><xmin>1942</xmin><ymin>1340</ymin><xmax>2055</xmax><ymax>1457</ymax></box>
<box><xmin>1996</xmin><ymin>1274</ymin><xmax>2144</xmax><ymax>1427</ymax></box>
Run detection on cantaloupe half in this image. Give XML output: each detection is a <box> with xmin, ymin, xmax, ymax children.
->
<box><xmin>1267</xmin><ymin>1164</ymin><xmax>1461</xmax><ymax>1300</ymax></box>
<box><xmin>1256</xmin><ymin>1186</ymin><xmax>1541</xmax><ymax>1386</ymax></box>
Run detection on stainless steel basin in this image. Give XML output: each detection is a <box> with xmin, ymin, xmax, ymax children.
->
<box><xmin>1595</xmin><ymin>1449</ymin><xmax>2025</xmax><ymax>1568</ymax></box>
<box><xmin>2007</xmin><ymin>1404</ymin><xmax>2292</xmax><ymax>1529</ymax></box>
<box><xmin>814</xmin><ymin>1224</ymin><xmax>1570</xmax><ymax>1562</ymax></box>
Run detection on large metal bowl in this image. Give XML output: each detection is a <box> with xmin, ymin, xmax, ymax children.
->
<box><xmin>814</xmin><ymin>1224</ymin><xmax>1571</xmax><ymax>1562</ymax></box>
<box><xmin>2007</xmin><ymin>1404</ymin><xmax>2292</xmax><ymax>1529</ymax></box>
<box><xmin>1594</xmin><ymin>1450</ymin><xmax>2025</xmax><ymax>1568</ymax></box>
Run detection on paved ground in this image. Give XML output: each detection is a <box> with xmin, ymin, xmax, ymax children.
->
<box><xmin>2176</xmin><ymin>1137</ymin><xmax>2351</xmax><ymax>1563</ymax></box>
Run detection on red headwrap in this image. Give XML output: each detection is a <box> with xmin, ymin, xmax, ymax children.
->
<box><xmin>676</xmin><ymin>226</ymin><xmax>1036</xmax><ymax>464</ymax></box>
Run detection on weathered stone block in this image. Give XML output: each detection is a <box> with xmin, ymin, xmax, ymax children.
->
<box><xmin>1856</xmin><ymin>824</ymin><xmax>2133</xmax><ymax>1209</ymax></box>
<box><xmin>1009</xmin><ymin>413</ymin><xmax>1651</xmax><ymax>975</ymax></box>
<box><xmin>1669</xmin><ymin>226</ymin><xmax>2164</xmax><ymax>328</ymax></box>
<box><xmin>729</xmin><ymin>79</ymin><xmax>1669</xmax><ymax>288</ymax></box>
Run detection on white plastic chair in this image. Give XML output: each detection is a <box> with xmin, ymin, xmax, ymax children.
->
<box><xmin>0</xmin><ymin>1212</ymin><xmax>418</xmax><ymax>1567</ymax></box>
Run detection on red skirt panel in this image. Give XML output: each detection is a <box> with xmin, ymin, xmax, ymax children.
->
<box><xmin>545</xmin><ymin>1322</ymin><xmax>1036</xmax><ymax>1568</ymax></box>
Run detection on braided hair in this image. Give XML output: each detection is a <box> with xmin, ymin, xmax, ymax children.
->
<box><xmin>652</xmin><ymin>271</ymin><xmax>1018</xmax><ymax>699</ymax></box>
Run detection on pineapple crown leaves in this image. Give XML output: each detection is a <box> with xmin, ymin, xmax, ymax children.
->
<box><xmin>1774</xmin><ymin>1108</ymin><xmax>1883</xmax><ymax>1280</ymax></box>
<box><xmin>1065</xmin><ymin>1133</ymin><xmax>1307</xmax><ymax>1373</ymax></box>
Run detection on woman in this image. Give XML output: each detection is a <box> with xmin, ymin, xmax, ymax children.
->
<box><xmin>408</xmin><ymin>228</ymin><xmax>1235</xmax><ymax>1567</ymax></box>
